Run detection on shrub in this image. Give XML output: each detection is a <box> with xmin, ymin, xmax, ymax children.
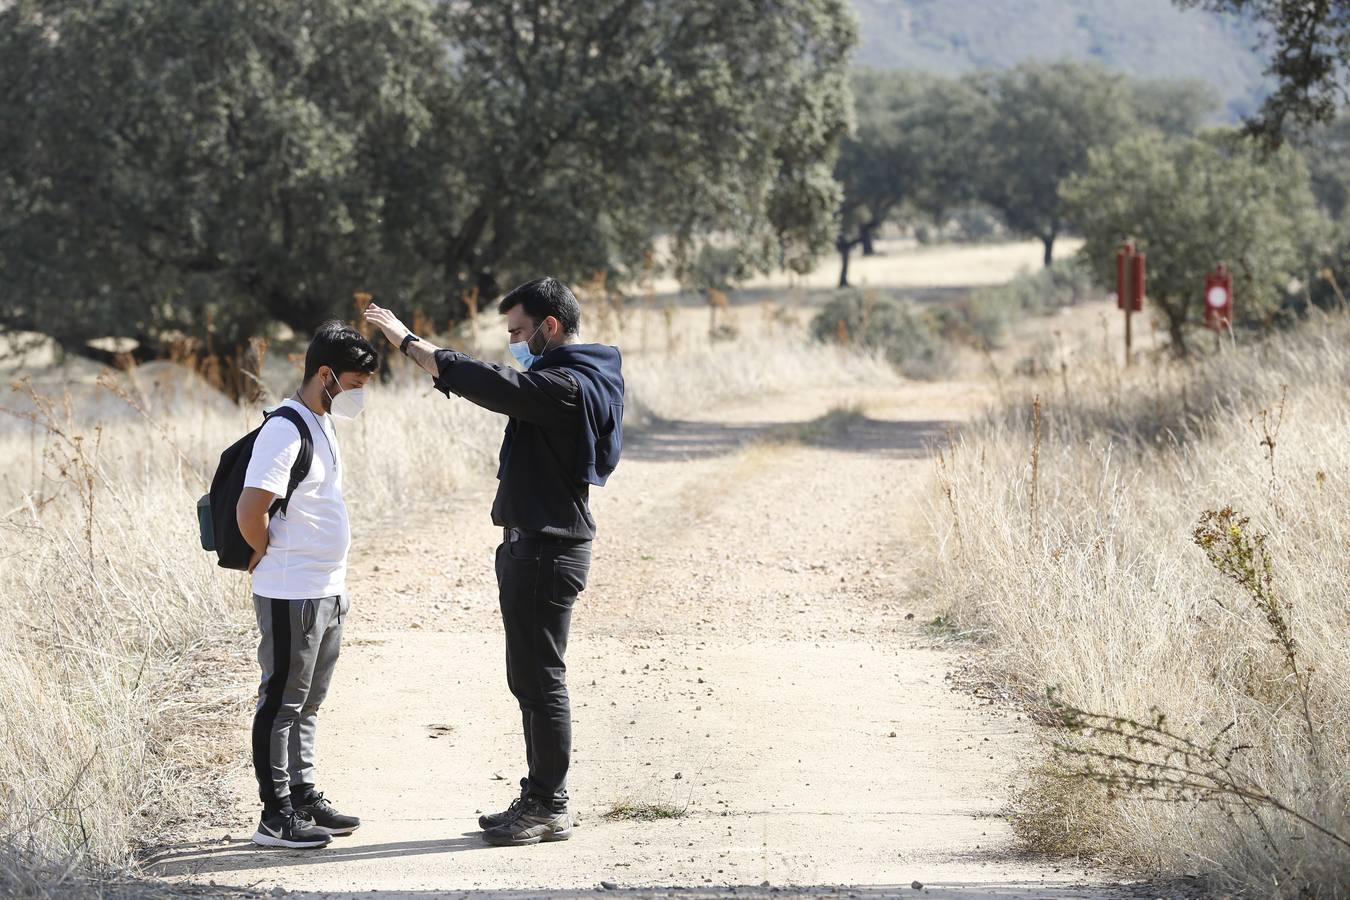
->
<box><xmin>811</xmin><ymin>290</ymin><xmax>952</xmax><ymax>379</ymax></box>
<box><xmin>948</xmin><ymin>259</ymin><xmax>1097</xmax><ymax>348</ymax></box>
<box><xmin>945</xmin><ymin>204</ymin><xmax>1006</xmax><ymax>243</ymax></box>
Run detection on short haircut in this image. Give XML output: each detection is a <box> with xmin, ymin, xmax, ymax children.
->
<box><xmin>303</xmin><ymin>320</ymin><xmax>380</xmax><ymax>381</ymax></box>
<box><xmin>497</xmin><ymin>276</ymin><xmax>581</xmax><ymax>336</ymax></box>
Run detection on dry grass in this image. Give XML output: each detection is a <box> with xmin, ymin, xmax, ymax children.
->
<box><xmin>0</xmin><ymin>312</ymin><xmax>893</xmax><ymax>889</ymax></box>
<box><xmin>645</xmin><ymin>237</ymin><xmax>1085</xmax><ymax>294</ymax></box>
<box><xmin>601</xmin><ymin>800</ymin><xmax>689</xmax><ymax>822</ymax></box>
<box><xmin>925</xmin><ymin>311</ymin><xmax>1350</xmax><ymax>896</ymax></box>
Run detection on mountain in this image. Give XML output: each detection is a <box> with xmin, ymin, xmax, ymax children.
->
<box><xmin>850</xmin><ymin>0</ymin><xmax>1272</xmax><ymax>121</ymax></box>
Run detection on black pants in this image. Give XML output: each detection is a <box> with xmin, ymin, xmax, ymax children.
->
<box><xmin>495</xmin><ymin>534</ymin><xmax>591</xmax><ymax>811</ymax></box>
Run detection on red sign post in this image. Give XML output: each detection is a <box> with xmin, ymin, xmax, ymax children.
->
<box><xmin>1204</xmin><ymin>264</ymin><xmax>1233</xmax><ymax>333</ymax></box>
<box><xmin>1116</xmin><ymin>242</ymin><xmax>1145</xmax><ymax>365</ymax></box>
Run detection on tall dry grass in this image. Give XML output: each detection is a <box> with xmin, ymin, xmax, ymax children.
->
<box><xmin>0</xmin><ymin>313</ymin><xmax>892</xmax><ymax>890</ymax></box>
<box><xmin>926</xmin><ymin>312</ymin><xmax>1350</xmax><ymax>896</ymax></box>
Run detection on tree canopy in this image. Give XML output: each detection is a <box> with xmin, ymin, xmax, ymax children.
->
<box><xmin>1063</xmin><ymin>130</ymin><xmax>1325</xmax><ymax>353</ymax></box>
<box><xmin>830</xmin><ymin>62</ymin><xmax>1220</xmax><ymax>285</ymax></box>
<box><xmin>833</xmin><ymin>70</ymin><xmax>993</xmax><ymax>286</ymax></box>
<box><xmin>1180</xmin><ymin>0</ymin><xmax>1350</xmax><ymax>145</ymax></box>
<box><xmin>0</xmin><ymin>0</ymin><xmax>856</xmax><ymax>385</ymax></box>
<box><xmin>978</xmin><ymin>62</ymin><xmax>1142</xmax><ymax>268</ymax></box>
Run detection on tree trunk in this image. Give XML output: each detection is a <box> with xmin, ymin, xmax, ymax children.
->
<box><xmin>55</xmin><ymin>333</ymin><xmax>265</xmax><ymax>402</ymax></box>
<box><xmin>475</xmin><ymin>269</ymin><xmax>501</xmax><ymax>305</ymax></box>
<box><xmin>860</xmin><ymin>222</ymin><xmax>876</xmax><ymax>256</ymax></box>
<box><xmin>53</xmin><ymin>334</ymin><xmax>155</xmax><ymax>369</ymax></box>
<box><xmin>1166</xmin><ymin>309</ymin><xmax>1189</xmax><ymax>357</ymax></box>
<box><xmin>1042</xmin><ymin>232</ymin><xmax>1055</xmax><ymax>268</ymax></box>
<box><xmin>837</xmin><ymin>239</ymin><xmax>852</xmax><ymax>288</ymax></box>
<box><xmin>442</xmin><ymin>204</ymin><xmax>494</xmax><ymax>318</ymax></box>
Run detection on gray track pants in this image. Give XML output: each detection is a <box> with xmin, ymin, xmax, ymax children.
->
<box><xmin>251</xmin><ymin>593</ymin><xmax>348</xmax><ymax>812</ymax></box>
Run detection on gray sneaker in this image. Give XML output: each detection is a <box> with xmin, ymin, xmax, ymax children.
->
<box><xmin>478</xmin><ymin>778</ymin><xmax>529</xmax><ymax>830</ymax></box>
<box><xmin>481</xmin><ymin>797</ymin><xmax>573</xmax><ymax>846</ymax></box>
<box><xmin>251</xmin><ymin>809</ymin><xmax>332</xmax><ymax>849</ymax></box>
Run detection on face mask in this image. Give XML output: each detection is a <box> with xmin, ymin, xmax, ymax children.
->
<box><xmin>324</xmin><ymin>375</ymin><xmax>366</xmax><ymax>421</ymax></box>
<box><xmin>508</xmin><ymin>320</ymin><xmax>548</xmax><ymax>370</ymax></box>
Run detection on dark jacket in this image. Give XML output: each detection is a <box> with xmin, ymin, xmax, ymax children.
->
<box><xmin>531</xmin><ymin>343</ymin><xmax>624</xmax><ymax>486</ymax></box>
<box><xmin>431</xmin><ymin>343</ymin><xmax>624</xmax><ymax>540</ymax></box>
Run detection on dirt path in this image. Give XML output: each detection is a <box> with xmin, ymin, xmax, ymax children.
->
<box><xmin>152</xmin><ymin>378</ymin><xmax>1118</xmax><ymax>899</ymax></box>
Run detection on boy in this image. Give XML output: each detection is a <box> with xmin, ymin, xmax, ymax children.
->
<box><xmin>237</xmin><ymin>321</ymin><xmax>377</xmax><ymax>849</ymax></box>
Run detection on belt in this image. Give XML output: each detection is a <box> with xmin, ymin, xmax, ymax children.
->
<box><xmin>504</xmin><ymin>526</ymin><xmax>557</xmax><ymax>543</ymax></box>
<box><xmin>503</xmin><ymin>526</ymin><xmax>589</xmax><ymax>546</ymax></box>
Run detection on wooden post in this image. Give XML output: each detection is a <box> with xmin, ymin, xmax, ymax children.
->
<box><xmin>1117</xmin><ymin>242</ymin><xmax>1141</xmax><ymax>368</ymax></box>
<box><xmin>1124</xmin><ymin>301</ymin><xmax>1133</xmax><ymax>367</ymax></box>
<box><xmin>1120</xmin><ymin>249</ymin><xmax>1135</xmax><ymax>368</ymax></box>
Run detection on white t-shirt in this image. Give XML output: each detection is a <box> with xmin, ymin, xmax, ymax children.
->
<box><xmin>244</xmin><ymin>398</ymin><xmax>350</xmax><ymax>600</ymax></box>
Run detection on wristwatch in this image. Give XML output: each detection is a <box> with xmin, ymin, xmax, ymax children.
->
<box><xmin>399</xmin><ymin>332</ymin><xmax>421</xmax><ymax>356</ymax></box>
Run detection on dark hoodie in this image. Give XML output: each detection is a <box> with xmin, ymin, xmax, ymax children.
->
<box><xmin>532</xmin><ymin>344</ymin><xmax>624</xmax><ymax>486</ymax></box>
<box><xmin>431</xmin><ymin>342</ymin><xmax>624</xmax><ymax>541</ymax></box>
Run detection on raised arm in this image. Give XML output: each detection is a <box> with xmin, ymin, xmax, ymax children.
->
<box><xmin>365</xmin><ymin>303</ymin><xmax>443</xmax><ymax>378</ymax></box>
<box><xmin>364</xmin><ymin>302</ymin><xmax>576</xmax><ymax>425</ymax></box>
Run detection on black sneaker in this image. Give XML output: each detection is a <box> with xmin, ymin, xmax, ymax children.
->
<box><xmin>478</xmin><ymin>778</ymin><xmax>530</xmax><ymax>830</ymax></box>
<box><xmin>251</xmin><ymin>809</ymin><xmax>332</xmax><ymax>849</ymax></box>
<box><xmin>481</xmin><ymin>797</ymin><xmax>573</xmax><ymax>846</ymax></box>
<box><xmin>295</xmin><ymin>791</ymin><xmax>361</xmax><ymax>836</ymax></box>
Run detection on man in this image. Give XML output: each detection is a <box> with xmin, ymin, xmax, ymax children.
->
<box><xmin>237</xmin><ymin>321</ymin><xmax>378</xmax><ymax>849</ymax></box>
<box><xmin>364</xmin><ymin>277</ymin><xmax>624</xmax><ymax>847</ymax></box>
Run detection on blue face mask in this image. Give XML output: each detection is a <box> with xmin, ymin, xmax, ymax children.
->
<box><xmin>508</xmin><ymin>321</ymin><xmax>547</xmax><ymax>370</ymax></box>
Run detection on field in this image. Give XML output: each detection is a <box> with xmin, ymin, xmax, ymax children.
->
<box><xmin>0</xmin><ymin>281</ymin><xmax>901</xmax><ymax>893</ymax></box>
<box><xmin>0</xmin><ymin>238</ymin><xmax>1344</xmax><ymax>897</ymax></box>
<box><xmin>925</xmin><ymin>311</ymin><xmax>1350</xmax><ymax>896</ymax></box>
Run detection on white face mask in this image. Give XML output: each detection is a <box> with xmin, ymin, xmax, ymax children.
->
<box><xmin>324</xmin><ymin>376</ymin><xmax>366</xmax><ymax>421</ymax></box>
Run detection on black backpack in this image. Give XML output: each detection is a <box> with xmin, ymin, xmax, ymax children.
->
<box><xmin>197</xmin><ymin>406</ymin><xmax>314</xmax><ymax>570</ymax></box>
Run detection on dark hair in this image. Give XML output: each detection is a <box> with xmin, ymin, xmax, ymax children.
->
<box><xmin>303</xmin><ymin>320</ymin><xmax>379</xmax><ymax>381</ymax></box>
<box><xmin>497</xmin><ymin>276</ymin><xmax>581</xmax><ymax>336</ymax></box>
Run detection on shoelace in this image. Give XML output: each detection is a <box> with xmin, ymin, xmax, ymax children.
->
<box><xmin>508</xmin><ymin>798</ymin><xmax>568</xmax><ymax>826</ymax></box>
<box><xmin>504</xmin><ymin>797</ymin><xmax>541</xmax><ymax>826</ymax></box>
<box><xmin>304</xmin><ymin>791</ymin><xmax>333</xmax><ymax>811</ymax></box>
<box><xmin>494</xmin><ymin>795</ymin><xmax>527</xmax><ymax>824</ymax></box>
<box><xmin>282</xmin><ymin>809</ymin><xmax>317</xmax><ymax>828</ymax></box>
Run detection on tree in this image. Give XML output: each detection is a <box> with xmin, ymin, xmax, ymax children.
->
<box><xmin>833</xmin><ymin>71</ymin><xmax>991</xmax><ymax>287</ymax></box>
<box><xmin>979</xmin><ymin>62</ymin><xmax>1139</xmax><ymax>268</ymax></box>
<box><xmin>1062</xmin><ymin>130</ymin><xmax>1325</xmax><ymax>354</ymax></box>
<box><xmin>407</xmin><ymin>0</ymin><xmax>858</xmax><ymax>304</ymax></box>
<box><xmin>1295</xmin><ymin>115</ymin><xmax>1350</xmax><ymax>219</ymax></box>
<box><xmin>1180</xmin><ymin>1</ymin><xmax>1350</xmax><ymax>146</ymax></box>
<box><xmin>833</xmin><ymin>72</ymin><xmax>923</xmax><ymax>287</ymax></box>
<box><xmin>1294</xmin><ymin>115</ymin><xmax>1350</xmax><ymax>312</ymax></box>
<box><xmin>0</xmin><ymin>0</ymin><xmax>856</xmax><ymax>393</ymax></box>
<box><xmin>1129</xmin><ymin>78</ymin><xmax>1222</xmax><ymax>138</ymax></box>
<box><xmin>0</xmin><ymin>0</ymin><xmax>449</xmax><ymax>392</ymax></box>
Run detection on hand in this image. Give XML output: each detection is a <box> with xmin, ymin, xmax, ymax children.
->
<box><xmin>247</xmin><ymin>544</ymin><xmax>267</xmax><ymax>574</ymax></box>
<box><xmin>364</xmin><ymin>303</ymin><xmax>411</xmax><ymax>347</ymax></box>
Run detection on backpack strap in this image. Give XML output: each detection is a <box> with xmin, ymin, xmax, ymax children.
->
<box><xmin>264</xmin><ymin>406</ymin><xmax>314</xmax><ymax>517</ymax></box>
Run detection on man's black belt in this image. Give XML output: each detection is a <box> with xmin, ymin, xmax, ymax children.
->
<box><xmin>503</xmin><ymin>526</ymin><xmax>583</xmax><ymax>544</ymax></box>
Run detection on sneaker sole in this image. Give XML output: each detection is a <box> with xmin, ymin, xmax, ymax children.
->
<box><xmin>481</xmin><ymin>825</ymin><xmax>573</xmax><ymax>847</ymax></box>
<box><xmin>251</xmin><ymin>830</ymin><xmax>331</xmax><ymax>849</ymax></box>
<box><xmin>478</xmin><ymin>814</ymin><xmax>581</xmax><ymax>830</ymax></box>
<box><xmin>315</xmin><ymin>824</ymin><xmax>360</xmax><ymax>836</ymax></box>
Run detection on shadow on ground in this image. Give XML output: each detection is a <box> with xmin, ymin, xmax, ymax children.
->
<box><xmin>653</xmin><ymin>285</ymin><xmax>976</xmax><ymax>310</ymax></box>
<box><xmin>145</xmin><ymin>838</ymin><xmax>1143</xmax><ymax>898</ymax></box>
<box><xmin>276</xmin><ymin>885</ymin><xmax>1125</xmax><ymax>900</ymax></box>
<box><xmin>147</xmin><ymin>835</ymin><xmax>491</xmax><ymax>879</ymax></box>
<box><xmin>625</xmin><ymin>412</ymin><xmax>958</xmax><ymax>463</ymax></box>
